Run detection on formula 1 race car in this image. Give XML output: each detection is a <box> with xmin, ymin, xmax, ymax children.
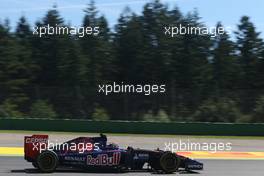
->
<box><xmin>24</xmin><ymin>134</ymin><xmax>203</xmax><ymax>173</ymax></box>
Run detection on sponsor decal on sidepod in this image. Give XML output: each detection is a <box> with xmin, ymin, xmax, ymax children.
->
<box><xmin>87</xmin><ymin>152</ymin><xmax>121</xmax><ymax>166</ymax></box>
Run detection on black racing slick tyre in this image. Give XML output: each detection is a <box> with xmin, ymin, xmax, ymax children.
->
<box><xmin>36</xmin><ymin>150</ymin><xmax>58</xmax><ymax>173</ymax></box>
<box><xmin>159</xmin><ymin>152</ymin><xmax>180</xmax><ymax>173</ymax></box>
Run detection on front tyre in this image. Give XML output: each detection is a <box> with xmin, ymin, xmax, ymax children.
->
<box><xmin>36</xmin><ymin>150</ymin><xmax>58</xmax><ymax>173</ymax></box>
<box><xmin>160</xmin><ymin>152</ymin><xmax>180</xmax><ymax>173</ymax></box>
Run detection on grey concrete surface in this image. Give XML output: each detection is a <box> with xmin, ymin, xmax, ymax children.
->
<box><xmin>0</xmin><ymin>157</ymin><xmax>264</xmax><ymax>176</ymax></box>
<box><xmin>0</xmin><ymin>132</ymin><xmax>264</xmax><ymax>151</ymax></box>
<box><xmin>1</xmin><ymin>133</ymin><xmax>263</xmax><ymax>175</ymax></box>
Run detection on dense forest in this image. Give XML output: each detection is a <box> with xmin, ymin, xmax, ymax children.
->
<box><xmin>0</xmin><ymin>0</ymin><xmax>264</xmax><ymax>122</ymax></box>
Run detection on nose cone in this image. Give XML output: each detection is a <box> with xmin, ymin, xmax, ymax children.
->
<box><xmin>184</xmin><ymin>158</ymin><xmax>203</xmax><ymax>170</ymax></box>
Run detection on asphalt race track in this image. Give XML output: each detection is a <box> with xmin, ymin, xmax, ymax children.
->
<box><xmin>0</xmin><ymin>157</ymin><xmax>264</xmax><ymax>176</ymax></box>
<box><xmin>1</xmin><ymin>132</ymin><xmax>264</xmax><ymax>176</ymax></box>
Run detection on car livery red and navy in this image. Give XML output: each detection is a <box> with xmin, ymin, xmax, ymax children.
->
<box><xmin>24</xmin><ymin>134</ymin><xmax>203</xmax><ymax>173</ymax></box>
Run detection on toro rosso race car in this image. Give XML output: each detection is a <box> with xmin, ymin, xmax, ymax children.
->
<box><xmin>24</xmin><ymin>134</ymin><xmax>203</xmax><ymax>173</ymax></box>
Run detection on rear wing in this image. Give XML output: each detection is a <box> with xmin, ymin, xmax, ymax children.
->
<box><xmin>24</xmin><ymin>135</ymin><xmax>48</xmax><ymax>162</ymax></box>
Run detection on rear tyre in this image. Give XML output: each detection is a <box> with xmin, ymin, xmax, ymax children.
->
<box><xmin>159</xmin><ymin>152</ymin><xmax>180</xmax><ymax>173</ymax></box>
<box><xmin>36</xmin><ymin>150</ymin><xmax>58</xmax><ymax>173</ymax></box>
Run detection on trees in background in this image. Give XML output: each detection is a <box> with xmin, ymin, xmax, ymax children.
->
<box><xmin>0</xmin><ymin>0</ymin><xmax>264</xmax><ymax>122</ymax></box>
<box><xmin>235</xmin><ymin>16</ymin><xmax>264</xmax><ymax>114</ymax></box>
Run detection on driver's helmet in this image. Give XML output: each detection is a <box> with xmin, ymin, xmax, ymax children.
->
<box><xmin>107</xmin><ymin>142</ymin><xmax>119</xmax><ymax>149</ymax></box>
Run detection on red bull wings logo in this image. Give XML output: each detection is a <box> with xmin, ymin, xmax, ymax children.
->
<box><xmin>87</xmin><ymin>152</ymin><xmax>121</xmax><ymax>166</ymax></box>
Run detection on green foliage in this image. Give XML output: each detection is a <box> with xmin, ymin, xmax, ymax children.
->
<box><xmin>236</xmin><ymin>95</ymin><xmax>264</xmax><ymax>123</ymax></box>
<box><xmin>0</xmin><ymin>1</ymin><xmax>264</xmax><ymax>122</ymax></box>
<box><xmin>142</xmin><ymin>110</ymin><xmax>155</xmax><ymax>122</ymax></box>
<box><xmin>235</xmin><ymin>114</ymin><xmax>252</xmax><ymax>123</ymax></box>
<box><xmin>91</xmin><ymin>106</ymin><xmax>110</xmax><ymax>121</ymax></box>
<box><xmin>235</xmin><ymin>16</ymin><xmax>264</xmax><ymax>113</ymax></box>
<box><xmin>0</xmin><ymin>99</ymin><xmax>24</xmax><ymax>118</ymax></box>
<box><xmin>193</xmin><ymin>98</ymin><xmax>241</xmax><ymax>122</ymax></box>
<box><xmin>211</xmin><ymin>22</ymin><xmax>240</xmax><ymax>97</ymax></box>
<box><xmin>30</xmin><ymin>100</ymin><xmax>57</xmax><ymax>119</ymax></box>
<box><xmin>142</xmin><ymin>109</ymin><xmax>170</xmax><ymax>122</ymax></box>
<box><xmin>156</xmin><ymin>109</ymin><xmax>170</xmax><ymax>122</ymax></box>
<box><xmin>252</xmin><ymin>96</ymin><xmax>264</xmax><ymax>122</ymax></box>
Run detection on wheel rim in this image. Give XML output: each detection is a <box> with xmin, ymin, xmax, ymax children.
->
<box><xmin>163</xmin><ymin>156</ymin><xmax>176</xmax><ymax>170</ymax></box>
<box><xmin>40</xmin><ymin>153</ymin><xmax>55</xmax><ymax>170</ymax></box>
<box><xmin>160</xmin><ymin>153</ymin><xmax>178</xmax><ymax>173</ymax></box>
